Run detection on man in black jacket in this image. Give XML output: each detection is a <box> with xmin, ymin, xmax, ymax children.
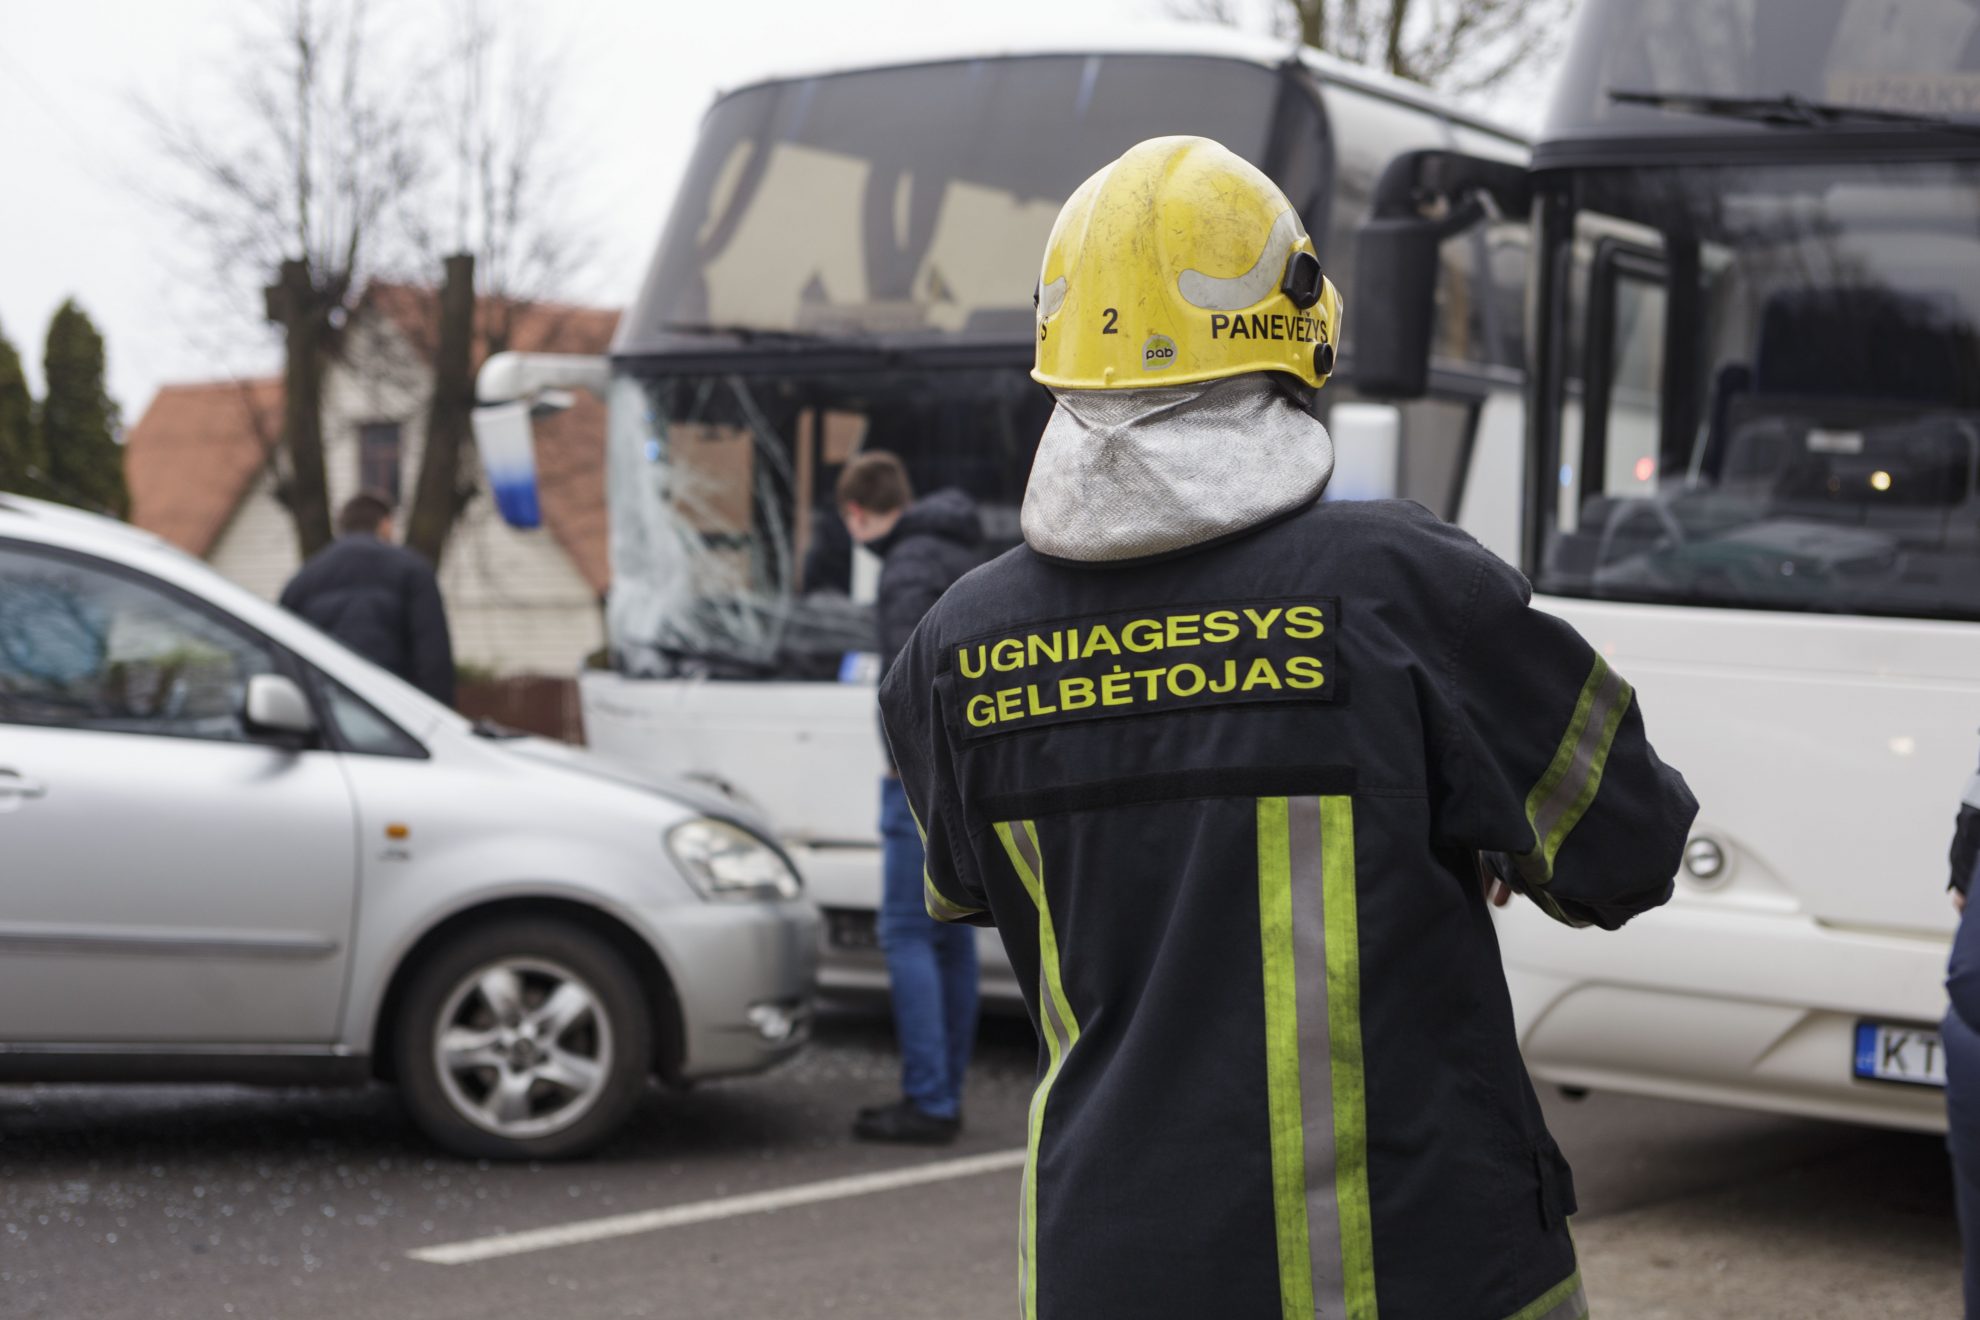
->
<box><xmin>281</xmin><ymin>491</ymin><xmax>456</xmax><ymax>706</ymax></box>
<box><xmin>839</xmin><ymin>451</ymin><xmax>985</xmax><ymax>1143</ymax></box>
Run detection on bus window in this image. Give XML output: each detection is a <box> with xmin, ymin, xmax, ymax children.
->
<box><xmin>620</xmin><ymin>55</ymin><xmax>1305</xmax><ymax>353</ymax></box>
<box><xmin>1397</xmin><ymin>397</ymin><xmax>1481</xmax><ymax>516</ymax></box>
<box><xmin>1586</xmin><ymin>242</ymin><xmax>1669</xmax><ymax>508</ymax></box>
<box><xmin>1538</xmin><ymin>162</ymin><xmax>1980</xmax><ymax>621</ymax></box>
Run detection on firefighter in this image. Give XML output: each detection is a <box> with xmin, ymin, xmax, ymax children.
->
<box><xmin>878</xmin><ymin>136</ymin><xmax>1698</xmax><ymax>1320</ymax></box>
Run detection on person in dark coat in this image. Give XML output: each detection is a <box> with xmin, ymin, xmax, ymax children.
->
<box><xmin>1945</xmin><ymin>742</ymin><xmax>1980</xmax><ymax>1318</ymax></box>
<box><xmin>280</xmin><ymin>491</ymin><xmax>456</xmax><ymax>707</ymax></box>
<box><xmin>838</xmin><ymin>450</ymin><xmax>986</xmax><ymax>1143</ymax></box>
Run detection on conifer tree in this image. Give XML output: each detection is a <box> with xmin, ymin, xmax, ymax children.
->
<box><xmin>0</xmin><ymin>320</ymin><xmax>42</xmax><ymax>497</ymax></box>
<box><xmin>38</xmin><ymin>299</ymin><xmax>127</xmax><ymax>517</ymax></box>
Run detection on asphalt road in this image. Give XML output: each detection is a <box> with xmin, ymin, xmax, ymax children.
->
<box><xmin>0</xmin><ymin>1007</ymin><xmax>1960</xmax><ymax>1319</ymax></box>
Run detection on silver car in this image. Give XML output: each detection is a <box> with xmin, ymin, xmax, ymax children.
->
<box><xmin>0</xmin><ymin>495</ymin><xmax>819</xmax><ymax>1159</ymax></box>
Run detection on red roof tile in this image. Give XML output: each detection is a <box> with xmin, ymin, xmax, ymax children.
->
<box><xmin>125</xmin><ymin>378</ymin><xmax>284</xmax><ymax>558</ymax></box>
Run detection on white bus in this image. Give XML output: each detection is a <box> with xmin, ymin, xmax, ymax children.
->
<box><xmin>504</xmin><ymin>29</ymin><xmax>1531</xmax><ymax>999</ymax></box>
<box><xmin>1354</xmin><ymin>0</ymin><xmax>1980</xmax><ymax>1131</ymax></box>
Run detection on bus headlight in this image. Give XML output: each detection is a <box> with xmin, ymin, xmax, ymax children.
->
<box><xmin>666</xmin><ymin>818</ymin><xmax>802</xmax><ymax>901</ymax></box>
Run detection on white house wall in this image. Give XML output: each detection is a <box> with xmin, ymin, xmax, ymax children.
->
<box><xmin>207</xmin><ymin>465</ymin><xmax>302</xmax><ymax>598</ymax></box>
<box><xmin>204</xmin><ymin>311</ymin><xmax>604</xmax><ymax>676</ymax></box>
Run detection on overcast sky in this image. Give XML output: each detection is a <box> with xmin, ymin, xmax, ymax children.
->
<box><xmin>0</xmin><ymin>0</ymin><xmax>1558</xmax><ymax>421</ymax></box>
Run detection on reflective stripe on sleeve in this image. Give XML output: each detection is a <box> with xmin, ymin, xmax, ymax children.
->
<box><xmin>1513</xmin><ymin>654</ymin><xmax>1633</xmax><ymax>892</ymax></box>
<box><xmin>904</xmin><ymin>798</ymin><xmax>987</xmax><ymax>923</ymax></box>
<box><xmin>995</xmin><ymin>819</ymin><xmax>1079</xmax><ymax>1320</ymax></box>
<box><xmin>1257</xmin><ymin>795</ymin><xmax>1377</xmax><ymax>1320</ymax></box>
<box><xmin>1503</xmin><ymin>1270</ymin><xmax>1589</xmax><ymax>1320</ymax></box>
<box><xmin>924</xmin><ymin>876</ymin><xmax>985</xmax><ymax>923</ymax></box>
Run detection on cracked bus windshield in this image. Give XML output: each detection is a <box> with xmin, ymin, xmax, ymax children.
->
<box><xmin>606</xmin><ymin>368</ymin><xmax>1051</xmax><ymax>677</ymax></box>
<box><xmin>602</xmin><ymin>55</ymin><xmax>1530</xmax><ymax>679</ymax></box>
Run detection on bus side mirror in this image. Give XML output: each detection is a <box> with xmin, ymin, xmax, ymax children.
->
<box><xmin>1352</xmin><ymin>150</ymin><xmax>1530</xmax><ymax>400</ymax></box>
<box><xmin>1353</xmin><ymin>217</ymin><xmax>1452</xmax><ymax>400</ymax></box>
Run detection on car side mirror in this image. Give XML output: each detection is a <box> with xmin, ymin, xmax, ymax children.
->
<box><xmin>1353</xmin><ymin>150</ymin><xmax>1530</xmax><ymax>400</ymax></box>
<box><xmin>243</xmin><ymin>673</ymin><xmax>318</xmax><ymax>740</ymax></box>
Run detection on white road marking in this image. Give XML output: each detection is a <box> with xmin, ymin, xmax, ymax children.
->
<box><xmin>408</xmin><ymin>1147</ymin><xmax>1028</xmax><ymax>1266</ymax></box>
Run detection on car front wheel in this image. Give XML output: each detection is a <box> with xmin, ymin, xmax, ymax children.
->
<box><xmin>395</xmin><ymin>919</ymin><xmax>653</xmax><ymax>1160</ymax></box>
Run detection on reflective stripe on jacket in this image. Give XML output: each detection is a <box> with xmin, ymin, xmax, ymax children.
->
<box><xmin>880</xmin><ymin>498</ymin><xmax>1697</xmax><ymax>1319</ymax></box>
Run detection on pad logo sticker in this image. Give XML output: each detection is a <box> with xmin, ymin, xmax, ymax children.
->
<box><xmin>1142</xmin><ymin>334</ymin><xmax>1177</xmax><ymax>370</ymax></box>
<box><xmin>951</xmin><ymin>598</ymin><xmax>1339</xmax><ymax>740</ymax></box>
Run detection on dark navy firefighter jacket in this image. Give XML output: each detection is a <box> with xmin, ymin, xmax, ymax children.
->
<box><xmin>879</xmin><ymin>499</ymin><xmax>1697</xmax><ymax>1320</ymax></box>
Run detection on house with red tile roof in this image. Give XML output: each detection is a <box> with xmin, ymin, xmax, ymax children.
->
<box><xmin>124</xmin><ymin>283</ymin><xmax>615</xmax><ymax>675</ymax></box>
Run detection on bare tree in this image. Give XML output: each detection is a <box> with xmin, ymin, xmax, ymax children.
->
<box><xmin>142</xmin><ymin>0</ymin><xmax>422</xmax><ymax>559</ymax></box>
<box><xmin>1170</xmin><ymin>0</ymin><xmax>1571</xmax><ymax>96</ymax></box>
<box><xmin>143</xmin><ymin>0</ymin><xmax>590</xmax><ymax>567</ymax></box>
<box><xmin>401</xmin><ymin>0</ymin><xmax>595</xmax><ymax>566</ymax></box>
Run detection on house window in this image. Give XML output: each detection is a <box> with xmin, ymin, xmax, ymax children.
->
<box><xmin>358</xmin><ymin>422</ymin><xmax>403</xmax><ymax>502</ymax></box>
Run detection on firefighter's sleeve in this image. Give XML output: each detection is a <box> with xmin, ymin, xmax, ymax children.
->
<box><xmin>1429</xmin><ymin>548</ymin><xmax>1698</xmax><ymax>931</ymax></box>
<box><xmin>877</xmin><ymin>611</ymin><xmax>994</xmax><ymax>927</ymax></box>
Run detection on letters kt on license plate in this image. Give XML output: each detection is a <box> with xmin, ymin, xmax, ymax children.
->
<box><xmin>1853</xmin><ymin>1021</ymin><xmax>1946</xmax><ymax>1088</ymax></box>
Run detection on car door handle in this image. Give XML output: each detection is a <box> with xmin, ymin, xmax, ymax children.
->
<box><xmin>0</xmin><ymin>771</ymin><xmax>48</xmax><ymax>800</ymax></box>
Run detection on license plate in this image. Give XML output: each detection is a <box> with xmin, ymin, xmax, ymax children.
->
<box><xmin>825</xmin><ymin>908</ymin><xmax>880</xmax><ymax>951</ymax></box>
<box><xmin>1853</xmin><ymin>1021</ymin><xmax>1947</xmax><ymax>1088</ymax></box>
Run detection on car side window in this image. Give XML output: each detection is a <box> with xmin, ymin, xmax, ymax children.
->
<box><xmin>0</xmin><ymin>545</ymin><xmax>279</xmax><ymax>742</ymax></box>
<box><xmin>318</xmin><ymin>677</ymin><xmax>427</xmax><ymax>758</ymax></box>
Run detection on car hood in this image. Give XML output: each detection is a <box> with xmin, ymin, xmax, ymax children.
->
<box><xmin>496</xmin><ymin>736</ymin><xmax>778</xmax><ymax>836</ymax></box>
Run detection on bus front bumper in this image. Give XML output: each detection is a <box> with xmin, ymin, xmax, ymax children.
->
<box><xmin>1500</xmin><ymin>898</ymin><xmax>1951</xmax><ymax>1133</ymax></box>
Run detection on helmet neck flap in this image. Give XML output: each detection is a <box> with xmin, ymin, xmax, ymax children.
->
<box><xmin>1020</xmin><ymin>374</ymin><xmax>1334</xmax><ymax>565</ymax></box>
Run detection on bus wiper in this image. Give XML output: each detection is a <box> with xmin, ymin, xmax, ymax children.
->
<box><xmin>1608</xmin><ymin>89</ymin><xmax>1980</xmax><ymax>136</ymax></box>
<box><xmin>661</xmin><ymin>321</ymin><xmax>873</xmax><ymax>347</ymax></box>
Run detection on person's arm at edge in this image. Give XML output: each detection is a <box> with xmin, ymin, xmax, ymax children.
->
<box><xmin>1948</xmin><ymin>765</ymin><xmax>1980</xmax><ymax>1027</ymax></box>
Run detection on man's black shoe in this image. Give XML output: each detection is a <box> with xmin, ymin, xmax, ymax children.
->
<box><xmin>852</xmin><ymin>1099</ymin><xmax>960</xmax><ymax>1145</ymax></box>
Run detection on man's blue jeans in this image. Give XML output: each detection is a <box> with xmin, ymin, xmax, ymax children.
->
<box><xmin>878</xmin><ymin>777</ymin><xmax>979</xmax><ymax>1119</ymax></box>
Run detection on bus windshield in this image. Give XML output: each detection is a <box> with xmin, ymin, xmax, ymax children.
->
<box><xmin>1548</xmin><ymin>0</ymin><xmax>1980</xmax><ymax>142</ymax></box>
<box><xmin>616</xmin><ymin>55</ymin><xmax>1296</xmax><ymax>353</ymax></box>
<box><xmin>1539</xmin><ymin>160</ymin><xmax>1980</xmax><ymax>622</ymax></box>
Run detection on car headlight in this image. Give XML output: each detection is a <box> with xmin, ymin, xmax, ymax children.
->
<box><xmin>666</xmin><ymin>818</ymin><xmax>802</xmax><ymax>901</ymax></box>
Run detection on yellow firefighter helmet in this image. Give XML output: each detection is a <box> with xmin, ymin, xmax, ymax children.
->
<box><xmin>1031</xmin><ymin>135</ymin><xmax>1343</xmax><ymax>392</ymax></box>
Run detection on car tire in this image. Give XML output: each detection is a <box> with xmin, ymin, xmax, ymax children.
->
<box><xmin>394</xmin><ymin>918</ymin><xmax>653</xmax><ymax>1160</ymax></box>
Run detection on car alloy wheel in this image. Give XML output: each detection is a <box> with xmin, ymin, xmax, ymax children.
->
<box><xmin>432</xmin><ymin>956</ymin><xmax>615</xmax><ymax>1141</ymax></box>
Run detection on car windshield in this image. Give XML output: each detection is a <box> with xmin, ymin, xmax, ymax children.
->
<box><xmin>1548</xmin><ymin>0</ymin><xmax>1980</xmax><ymax>141</ymax></box>
<box><xmin>616</xmin><ymin>54</ymin><xmax>1291</xmax><ymax>354</ymax></box>
<box><xmin>1539</xmin><ymin>160</ymin><xmax>1980</xmax><ymax>621</ymax></box>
